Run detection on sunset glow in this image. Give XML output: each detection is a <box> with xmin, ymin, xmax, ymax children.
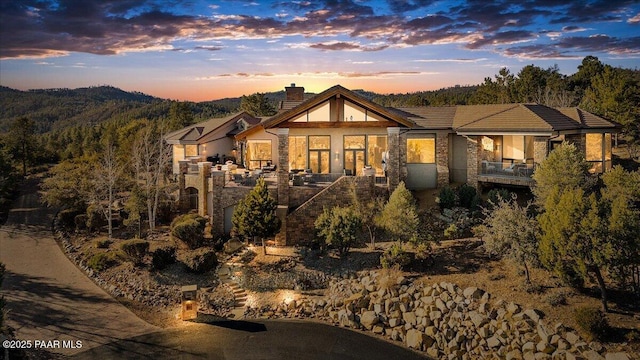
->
<box><xmin>1</xmin><ymin>0</ymin><xmax>639</xmax><ymax>101</ymax></box>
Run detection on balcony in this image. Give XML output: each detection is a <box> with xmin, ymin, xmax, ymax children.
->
<box><xmin>479</xmin><ymin>161</ymin><xmax>535</xmax><ymax>187</ymax></box>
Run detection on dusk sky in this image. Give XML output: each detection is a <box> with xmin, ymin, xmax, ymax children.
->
<box><xmin>1</xmin><ymin>0</ymin><xmax>639</xmax><ymax>101</ymax></box>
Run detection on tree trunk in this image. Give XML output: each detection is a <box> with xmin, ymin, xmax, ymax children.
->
<box><xmin>262</xmin><ymin>237</ymin><xmax>266</xmax><ymax>256</ymax></box>
<box><xmin>592</xmin><ymin>266</ymin><xmax>609</xmax><ymax>312</ymax></box>
<box><xmin>523</xmin><ymin>261</ymin><xmax>531</xmax><ymax>285</ymax></box>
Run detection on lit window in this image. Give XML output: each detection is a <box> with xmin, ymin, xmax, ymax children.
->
<box><xmin>407</xmin><ymin>137</ymin><xmax>435</xmax><ymax>163</ymax></box>
<box><xmin>246</xmin><ymin>140</ymin><xmax>272</xmax><ymax>169</ymax></box>
<box><xmin>367</xmin><ymin>135</ymin><xmax>387</xmax><ymax>175</ymax></box>
<box><xmin>288</xmin><ymin>136</ymin><xmax>307</xmax><ymax>170</ymax></box>
<box><xmin>185</xmin><ymin>145</ymin><xmax>198</xmax><ymax>157</ymax></box>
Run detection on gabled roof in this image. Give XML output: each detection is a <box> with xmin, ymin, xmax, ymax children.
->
<box><xmin>557</xmin><ymin>108</ymin><xmax>619</xmax><ymax>129</ymax></box>
<box><xmin>261</xmin><ymin>85</ymin><xmax>415</xmax><ymax>129</ymax></box>
<box><xmin>164</xmin><ymin>111</ymin><xmax>260</xmax><ymax>144</ymax></box>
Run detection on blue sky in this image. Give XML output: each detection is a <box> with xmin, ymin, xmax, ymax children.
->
<box><xmin>1</xmin><ymin>0</ymin><xmax>639</xmax><ymax>101</ymax></box>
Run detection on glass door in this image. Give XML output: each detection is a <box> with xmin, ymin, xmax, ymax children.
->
<box><xmin>309</xmin><ymin>150</ymin><xmax>330</xmax><ymax>173</ymax></box>
<box><xmin>344</xmin><ymin>150</ymin><xmax>365</xmax><ymax>175</ymax></box>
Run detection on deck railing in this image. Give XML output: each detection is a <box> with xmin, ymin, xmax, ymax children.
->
<box><xmin>480</xmin><ymin>161</ymin><xmax>535</xmax><ymax>179</ymax></box>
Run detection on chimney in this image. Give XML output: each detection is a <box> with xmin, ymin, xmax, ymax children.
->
<box><xmin>285</xmin><ymin>83</ymin><xmax>304</xmax><ymax>101</ymax></box>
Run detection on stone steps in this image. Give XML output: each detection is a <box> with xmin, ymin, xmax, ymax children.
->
<box><xmin>215</xmin><ymin>246</ymin><xmax>251</xmax><ymax>316</ymax></box>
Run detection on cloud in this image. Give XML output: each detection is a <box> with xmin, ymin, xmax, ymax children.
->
<box><xmin>195</xmin><ymin>70</ymin><xmax>437</xmax><ymax>80</ymax></box>
<box><xmin>309</xmin><ymin>41</ymin><xmax>388</xmax><ymax>51</ymax></box>
<box><xmin>0</xmin><ymin>0</ymin><xmax>638</xmax><ymax>60</ymax></box>
<box><xmin>503</xmin><ymin>34</ymin><xmax>640</xmax><ymax>59</ymax></box>
<box><xmin>413</xmin><ymin>58</ymin><xmax>488</xmax><ymax>63</ymax></box>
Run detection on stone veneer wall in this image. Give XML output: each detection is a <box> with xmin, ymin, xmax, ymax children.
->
<box><xmin>436</xmin><ymin>132</ymin><xmax>449</xmax><ymax>188</ymax></box>
<box><xmin>285</xmin><ymin>176</ymin><xmax>375</xmax><ymax>245</ymax></box>
<box><xmin>564</xmin><ymin>134</ymin><xmax>585</xmax><ymax>154</ymax></box>
<box><xmin>466</xmin><ymin>136</ymin><xmax>479</xmax><ymax>189</ymax></box>
<box><xmin>533</xmin><ymin>137</ymin><xmax>548</xmax><ymax>166</ymax></box>
<box><xmin>387</xmin><ymin>128</ymin><xmax>400</xmax><ymax>193</ymax></box>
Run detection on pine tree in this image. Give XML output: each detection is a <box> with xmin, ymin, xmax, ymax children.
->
<box><xmin>377</xmin><ymin>182</ymin><xmax>420</xmax><ymax>243</ymax></box>
<box><xmin>232</xmin><ymin>178</ymin><xmax>280</xmax><ymax>254</ymax></box>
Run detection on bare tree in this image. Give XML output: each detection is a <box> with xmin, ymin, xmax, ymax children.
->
<box><xmin>131</xmin><ymin>121</ymin><xmax>171</xmax><ymax>233</ymax></box>
<box><xmin>92</xmin><ymin>140</ymin><xmax>123</xmax><ymax>240</ymax></box>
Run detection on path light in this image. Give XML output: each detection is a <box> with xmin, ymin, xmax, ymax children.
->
<box><xmin>181</xmin><ymin>284</ymin><xmax>198</xmax><ymax>320</ymax></box>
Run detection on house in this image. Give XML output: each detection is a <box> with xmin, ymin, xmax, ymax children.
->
<box><xmin>164</xmin><ymin>111</ymin><xmax>261</xmax><ymax>174</ymax></box>
<box><xmin>170</xmin><ymin>84</ymin><xmax>619</xmax><ymax>245</ymax></box>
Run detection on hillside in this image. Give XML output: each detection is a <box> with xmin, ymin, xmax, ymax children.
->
<box><xmin>0</xmin><ymin>86</ymin><xmax>239</xmax><ymax>133</ymax></box>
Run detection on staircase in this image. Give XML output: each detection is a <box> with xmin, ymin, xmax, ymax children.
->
<box><xmin>216</xmin><ymin>247</ymin><xmax>250</xmax><ymax>319</ymax></box>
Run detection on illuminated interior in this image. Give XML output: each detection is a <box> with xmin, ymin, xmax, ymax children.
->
<box><xmin>407</xmin><ymin>137</ymin><xmax>435</xmax><ymax>163</ymax></box>
<box><xmin>586</xmin><ymin>133</ymin><xmax>612</xmax><ymax>173</ymax></box>
<box><xmin>246</xmin><ymin>139</ymin><xmax>272</xmax><ymax>169</ymax></box>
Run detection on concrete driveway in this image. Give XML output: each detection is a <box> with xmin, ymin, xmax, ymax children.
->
<box><xmin>0</xmin><ymin>180</ymin><xmax>158</xmax><ymax>356</ymax></box>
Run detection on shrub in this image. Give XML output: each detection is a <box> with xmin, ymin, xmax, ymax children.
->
<box><xmin>487</xmin><ymin>188</ymin><xmax>512</xmax><ymax>206</ymax></box>
<box><xmin>74</xmin><ymin>214</ymin><xmax>87</xmax><ymax>230</ymax></box>
<box><xmin>438</xmin><ymin>186</ymin><xmax>456</xmax><ymax>210</ymax></box>
<box><xmin>181</xmin><ymin>248</ymin><xmax>218</xmax><ymax>274</ymax></box>
<box><xmin>457</xmin><ymin>184</ymin><xmax>479</xmax><ymax>209</ymax></box>
<box><xmin>171</xmin><ymin>214</ymin><xmax>207</xmax><ymax>249</ymax></box>
<box><xmin>414</xmin><ymin>242</ymin><xmax>434</xmax><ymax>268</ymax></box>
<box><xmin>57</xmin><ymin>209</ymin><xmax>81</xmax><ymax>230</ymax></box>
<box><xmin>86</xmin><ymin>204</ymin><xmax>106</xmax><ymax>232</ymax></box>
<box><xmin>120</xmin><ymin>239</ymin><xmax>150</xmax><ymax>264</ymax></box>
<box><xmin>315</xmin><ymin>206</ymin><xmax>361</xmax><ymax>256</ymax></box>
<box><xmin>380</xmin><ymin>242</ymin><xmax>411</xmax><ymax>269</ymax></box>
<box><xmin>151</xmin><ymin>246</ymin><xmax>177</xmax><ymax>271</ymax></box>
<box><xmin>87</xmin><ymin>252</ymin><xmax>121</xmax><ymax>272</ymax></box>
<box><xmin>545</xmin><ymin>291</ymin><xmax>568</xmax><ymax>306</ymax></box>
<box><xmin>444</xmin><ymin>223</ymin><xmax>459</xmax><ymax>239</ymax></box>
<box><xmin>94</xmin><ymin>239</ymin><xmax>112</xmax><ymax>249</ymax></box>
<box><xmin>574</xmin><ymin>307</ymin><xmax>610</xmax><ymax>341</ymax></box>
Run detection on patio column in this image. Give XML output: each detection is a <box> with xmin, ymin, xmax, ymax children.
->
<box><xmin>387</xmin><ymin>127</ymin><xmax>401</xmax><ymax>193</ymax></box>
<box><xmin>178</xmin><ymin>160</ymin><xmax>189</xmax><ymax>212</ymax></box>
<box><xmin>466</xmin><ymin>136</ymin><xmax>480</xmax><ymax>189</ymax></box>
<box><xmin>533</xmin><ymin>137</ymin><xmax>548</xmax><ymax>167</ymax></box>
<box><xmin>436</xmin><ymin>132</ymin><xmax>450</xmax><ymax>188</ymax></box>
<box><xmin>197</xmin><ymin>162</ymin><xmax>212</xmax><ymax>217</ymax></box>
<box><xmin>210</xmin><ymin>171</ymin><xmax>225</xmax><ymax>237</ymax></box>
<box><xmin>276</xmin><ymin>128</ymin><xmax>290</xmax><ymax>245</ymax></box>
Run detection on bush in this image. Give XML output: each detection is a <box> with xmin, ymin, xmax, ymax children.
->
<box><xmin>414</xmin><ymin>242</ymin><xmax>434</xmax><ymax>268</ymax></box>
<box><xmin>574</xmin><ymin>307</ymin><xmax>610</xmax><ymax>341</ymax></box>
<box><xmin>181</xmin><ymin>248</ymin><xmax>218</xmax><ymax>274</ymax></box>
<box><xmin>120</xmin><ymin>239</ymin><xmax>150</xmax><ymax>264</ymax></box>
<box><xmin>545</xmin><ymin>291</ymin><xmax>568</xmax><ymax>306</ymax></box>
<box><xmin>87</xmin><ymin>252</ymin><xmax>121</xmax><ymax>272</ymax></box>
<box><xmin>86</xmin><ymin>204</ymin><xmax>106</xmax><ymax>232</ymax></box>
<box><xmin>94</xmin><ymin>239</ymin><xmax>112</xmax><ymax>249</ymax></box>
<box><xmin>487</xmin><ymin>188</ymin><xmax>512</xmax><ymax>206</ymax></box>
<box><xmin>74</xmin><ymin>214</ymin><xmax>87</xmax><ymax>230</ymax></box>
<box><xmin>315</xmin><ymin>206</ymin><xmax>361</xmax><ymax>256</ymax></box>
<box><xmin>457</xmin><ymin>184</ymin><xmax>479</xmax><ymax>209</ymax></box>
<box><xmin>444</xmin><ymin>223</ymin><xmax>459</xmax><ymax>239</ymax></box>
<box><xmin>151</xmin><ymin>246</ymin><xmax>177</xmax><ymax>270</ymax></box>
<box><xmin>171</xmin><ymin>214</ymin><xmax>207</xmax><ymax>249</ymax></box>
<box><xmin>438</xmin><ymin>186</ymin><xmax>456</xmax><ymax>210</ymax></box>
<box><xmin>57</xmin><ymin>209</ymin><xmax>81</xmax><ymax>230</ymax></box>
<box><xmin>380</xmin><ymin>243</ymin><xmax>411</xmax><ymax>269</ymax></box>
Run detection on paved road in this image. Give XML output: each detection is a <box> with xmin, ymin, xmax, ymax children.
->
<box><xmin>73</xmin><ymin>319</ymin><xmax>426</xmax><ymax>360</ymax></box>
<box><xmin>0</xmin><ymin>180</ymin><xmax>158</xmax><ymax>356</ymax></box>
<box><xmin>1</xmin><ymin>179</ymin><xmax>427</xmax><ymax>359</ymax></box>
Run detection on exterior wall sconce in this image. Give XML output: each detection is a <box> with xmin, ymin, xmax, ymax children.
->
<box><xmin>334</xmin><ymin>151</ymin><xmax>339</xmax><ymax>160</ymax></box>
<box><xmin>495</xmin><ymin>144</ymin><xmax>501</xmax><ymax>152</ymax></box>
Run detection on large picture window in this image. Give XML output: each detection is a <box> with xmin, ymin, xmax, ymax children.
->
<box><xmin>586</xmin><ymin>133</ymin><xmax>612</xmax><ymax>173</ymax></box>
<box><xmin>289</xmin><ymin>136</ymin><xmax>307</xmax><ymax>170</ymax></box>
<box><xmin>246</xmin><ymin>140</ymin><xmax>272</xmax><ymax>169</ymax></box>
<box><xmin>309</xmin><ymin>136</ymin><xmax>330</xmax><ymax>173</ymax></box>
<box><xmin>367</xmin><ymin>135</ymin><xmax>387</xmax><ymax>175</ymax></box>
<box><xmin>407</xmin><ymin>137</ymin><xmax>435</xmax><ymax>163</ymax></box>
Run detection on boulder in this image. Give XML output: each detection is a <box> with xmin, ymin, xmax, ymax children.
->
<box><xmin>605</xmin><ymin>353</ymin><xmax>630</xmax><ymax>360</ymax></box>
<box><xmin>360</xmin><ymin>310</ymin><xmax>379</xmax><ymax>330</ymax></box>
<box><xmin>463</xmin><ymin>286</ymin><xmax>484</xmax><ymax>300</ymax></box>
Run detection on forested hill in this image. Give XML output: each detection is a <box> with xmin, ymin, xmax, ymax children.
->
<box><xmin>0</xmin><ymin>86</ymin><xmax>238</xmax><ymax>133</ymax></box>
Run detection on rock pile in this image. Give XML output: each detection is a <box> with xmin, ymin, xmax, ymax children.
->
<box><xmin>245</xmin><ymin>271</ymin><xmax>630</xmax><ymax>360</ymax></box>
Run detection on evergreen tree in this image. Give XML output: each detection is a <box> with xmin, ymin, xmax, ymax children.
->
<box><xmin>531</xmin><ymin>142</ymin><xmax>590</xmax><ymax>207</ymax></box>
<box><xmin>315</xmin><ymin>206</ymin><xmax>361</xmax><ymax>256</ymax></box>
<box><xmin>231</xmin><ymin>178</ymin><xmax>280</xmax><ymax>254</ymax></box>
<box><xmin>239</xmin><ymin>93</ymin><xmax>276</xmax><ymax>117</ymax></box>
<box><xmin>7</xmin><ymin>117</ymin><xmax>36</xmax><ymax>176</ymax></box>
<box><xmin>377</xmin><ymin>182</ymin><xmax>420</xmax><ymax>243</ymax></box>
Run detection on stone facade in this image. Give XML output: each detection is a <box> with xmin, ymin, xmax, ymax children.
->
<box><xmin>564</xmin><ymin>134</ymin><xmax>585</xmax><ymax>154</ymax></box>
<box><xmin>284</xmin><ymin>176</ymin><xmax>375</xmax><ymax>245</ymax></box>
<box><xmin>197</xmin><ymin>162</ymin><xmax>212</xmax><ymax>217</ymax></box>
<box><xmin>277</xmin><ymin>128</ymin><xmax>290</xmax><ymax>207</ymax></box>
<box><xmin>533</xmin><ymin>137</ymin><xmax>548</xmax><ymax>166</ymax></box>
<box><xmin>466</xmin><ymin>136</ymin><xmax>479</xmax><ymax>189</ymax></box>
<box><xmin>436</xmin><ymin>132</ymin><xmax>449</xmax><ymax>187</ymax></box>
<box><xmin>387</xmin><ymin>127</ymin><xmax>401</xmax><ymax>193</ymax></box>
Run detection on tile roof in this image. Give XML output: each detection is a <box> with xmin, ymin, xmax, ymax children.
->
<box><xmin>164</xmin><ymin>111</ymin><xmax>260</xmax><ymax>143</ymax></box>
<box><xmin>395</xmin><ymin>107</ymin><xmax>456</xmax><ymax>129</ymax></box>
